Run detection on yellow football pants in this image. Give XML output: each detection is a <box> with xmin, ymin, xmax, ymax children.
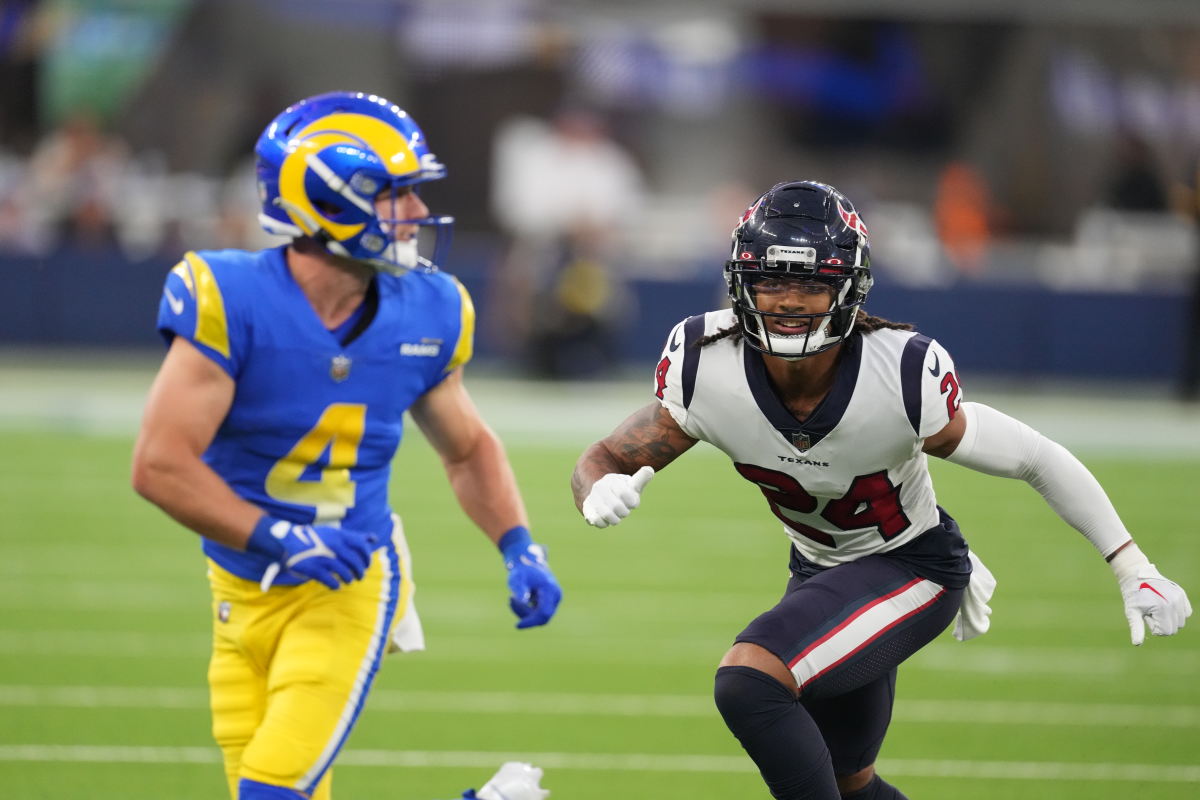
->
<box><xmin>207</xmin><ymin>530</ymin><xmax>414</xmax><ymax>799</ymax></box>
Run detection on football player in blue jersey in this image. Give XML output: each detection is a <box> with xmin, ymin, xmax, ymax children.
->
<box><xmin>131</xmin><ymin>92</ymin><xmax>561</xmax><ymax>800</ymax></box>
<box><xmin>571</xmin><ymin>180</ymin><xmax>1191</xmax><ymax>800</ymax></box>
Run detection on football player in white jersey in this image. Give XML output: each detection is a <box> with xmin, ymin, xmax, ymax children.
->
<box><xmin>570</xmin><ymin>180</ymin><xmax>1192</xmax><ymax>800</ymax></box>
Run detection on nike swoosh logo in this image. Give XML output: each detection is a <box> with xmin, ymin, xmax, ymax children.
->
<box><xmin>669</xmin><ymin>325</ymin><xmax>683</xmax><ymax>352</ymax></box>
<box><xmin>1139</xmin><ymin>582</ymin><xmax>1167</xmax><ymax>600</ymax></box>
<box><xmin>928</xmin><ymin>350</ymin><xmax>941</xmax><ymax>377</ymax></box>
<box><xmin>164</xmin><ymin>288</ymin><xmax>185</xmax><ymax>315</ymax></box>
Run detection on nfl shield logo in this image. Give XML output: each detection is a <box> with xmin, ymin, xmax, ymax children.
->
<box><xmin>218</xmin><ymin>601</ymin><xmax>231</xmax><ymax>623</ymax></box>
<box><xmin>790</xmin><ymin>430</ymin><xmax>811</xmax><ymax>451</ymax></box>
<box><xmin>330</xmin><ymin>355</ymin><xmax>352</xmax><ymax>383</ymax></box>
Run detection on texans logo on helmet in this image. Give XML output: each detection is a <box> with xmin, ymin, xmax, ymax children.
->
<box><xmin>740</xmin><ymin>197</ymin><xmax>765</xmax><ymax>225</ymax></box>
<box><xmin>836</xmin><ymin>200</ymin><xmax>869</xmax><ymax>238</ymax></box>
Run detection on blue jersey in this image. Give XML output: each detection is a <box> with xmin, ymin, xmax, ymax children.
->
<box><xmin>156</xmin><ymin>245</ymin><xmax>474</xmax><ymax>584</ymax></box>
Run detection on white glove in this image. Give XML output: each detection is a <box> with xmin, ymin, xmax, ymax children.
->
<box><xmin>1110</xmin><ymin>543</ymin><xmax>1192</xmax><ymax>646</ymax></box>
<box><xmin>953</xmin><ymin>549</ymin><xmax>997</xmax><ymax>642</ymax></box>
<box><xmin>582</xmin><ymin>466</ymin><xmax>655</xmax><ymax>528</ymax></box>
<box><xmin>477</xmin><ymin>761</ymin><xmax>550</xmax><ymax>800</ymax></box>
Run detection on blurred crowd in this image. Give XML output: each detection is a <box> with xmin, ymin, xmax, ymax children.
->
<box><xmin>0</xmin><ymin>103</ymin><xmax>661</xmax><ymax>380</ymax></box>
<box><xmin>1</xmin><ymin>0</ymin><xmax>1198</xmax><ymax>390</ymax></box>
<box><xmin>2</xmin><ymin>107</ymin><xmax>1195</xmax><ymax>283</ymax></box>
<box><xmin>0</xmin><ymin>112</ymin><xmax>272</xmax><ymax>260</ymax></box>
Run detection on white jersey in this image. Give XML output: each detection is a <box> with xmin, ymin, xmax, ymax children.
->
<box><xmin>654</xmin><ymin>309</ymin><xmax>963</xmax><ymax>567</ymax></box>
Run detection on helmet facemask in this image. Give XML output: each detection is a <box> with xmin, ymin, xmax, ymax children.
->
<box><xmin>728</xmin><ymin>263</ymin><xmax>866</xmax><ymax>360</ymax></box>
<box><xmin>365</xmin><ymin>184</ymin><xmax>454</xmax><ymax>274</ymax></box>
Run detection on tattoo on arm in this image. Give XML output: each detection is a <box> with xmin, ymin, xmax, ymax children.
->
<box><xmin>608</xmin><ymin>403</ymin><xmax>694</xmax><ymax>470</ymax></box>
<box><xmin>571</xmin><ymin>402</ymin><xmax>696</xmax><ymax>508</ymax></box>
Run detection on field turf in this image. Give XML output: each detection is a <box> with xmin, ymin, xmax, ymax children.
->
<box><xmin>0</xmin><ymin>370</ymin><xmax>1197</xmax><ymax>799</ymax></box>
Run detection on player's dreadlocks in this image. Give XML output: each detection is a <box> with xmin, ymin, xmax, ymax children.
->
<box><xmin>694</xmin><ymin>309</ymin><xmax>913</xmax><ymax>348</ymax></box>
<box><xmin>854</xmin><ymin>310</ymin><xmax>915</xmax><ymax>333</ymax></box>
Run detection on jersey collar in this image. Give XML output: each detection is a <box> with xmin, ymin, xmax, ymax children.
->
<box><xmin>742</xmin><ymin>333</ymin><xmax>862</xmax><ymax>450</ymax></box>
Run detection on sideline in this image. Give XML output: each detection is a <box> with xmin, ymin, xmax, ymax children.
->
<box><xmin>2</xmin><ymin>354</ymin><xmax>1200</xmax><ymax>454</ymax></box>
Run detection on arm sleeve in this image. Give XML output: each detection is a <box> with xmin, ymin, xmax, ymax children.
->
<box><xmin>945</xmin><ymin>401</ymin><xmax>1132</xmax><ymax>558</ymax></box>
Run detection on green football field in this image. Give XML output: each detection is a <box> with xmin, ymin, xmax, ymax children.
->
<box><xmin>1</xmin><ymin>359</ymin><xmax>1197</xmax><ymax>799</ymax></box>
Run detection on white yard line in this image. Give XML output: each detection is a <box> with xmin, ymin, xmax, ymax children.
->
<box><xmin>0</xmin><ymin>744</ymin><xmax>1197</xmax><ymax>782</ymax></box>
<box><xmin>0</xmin><ymin>581</ymin><xmax>1132</xmax><ymax>634</ymax></box>
<box><xmin>0</xmin><ymin>630</ymin><xmax>210</xmax><ymax>658</ymax></box>
<box><xmin>910</xmin><ymin>642</ymin><xmax>1200</xmax><ymax>677</ymax></box>
<box><xmin>1</xmin><ymin>685</ymin><xmax>1197</xmax><ymax>728</ymax></box>
<box><xmin>4</xmin><ymin>628</ymin><xmax>1195</xmax><ymax>681</ymax></box>
<box><xmin>1</xmin><ymin>629</ymin><xmax>1194</xmax><ymax>677</ymax></box>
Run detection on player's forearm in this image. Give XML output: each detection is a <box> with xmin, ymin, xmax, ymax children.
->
<box><xmin>441</xmin><ymin>426</ymin><xmax>529</xmax><ymax>545</ymax></box>
<box><xmin>570</xmin><ymin>441</ymin><xmax>628</xmax><ymax>511</ymax></box>
<box><xmin>571</xmin><ymin>402</ymin><xmax>696</xmax><ymax>511</ymax></box>
<box><xmin>946</xmin><ymin>401</ymin><xmax>1131</xmax><ymax>557</ymax></box>
<box><xmin>1023</xmin><ymin>437</ymin><xmax>1134</xmax><ymax>558</ymax></box>
<box><xmin>131</xmin><ymin>443</ymin><xmax>261</xmax><ymax>549</ymax></box>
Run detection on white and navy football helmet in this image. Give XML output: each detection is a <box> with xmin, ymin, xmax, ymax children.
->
<box><xmin>726</xmin><ymin>180</ymin><xmax>873</xmax><ymax>359</ymax></box>
<box><xmin>255</xmin><ymin>91</ymin><xmax>452</xmax><ymax>273</ymax></box>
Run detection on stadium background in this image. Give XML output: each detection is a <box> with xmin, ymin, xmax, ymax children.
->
<box><xmin>0</xmin><ymin>1</ymin><xmax>1197</xmax><ymax>798</ymax></box>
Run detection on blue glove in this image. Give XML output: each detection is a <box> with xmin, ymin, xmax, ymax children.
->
<box><xmin>247</xmin><ymin>515</ymin><xmax>379</xmax><ymax>591</ymax></box>
<box><xmin>498</xmin><ymin>527</ymin><xmax>562</xmax><ymax>629</ymax></box>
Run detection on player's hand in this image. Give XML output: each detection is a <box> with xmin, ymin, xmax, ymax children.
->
<box><xmin>499</xmin><ymin>527</ymin><xmax>562</xmax><ymax>629</ymax></box>
<box><xmin>1110</xmin><ymin>543</ymin><xmax>1192</xmax><ymax>645</ymax></box>
<box><xmin>1118</xmin><ymin>566</ymin><xmax>1191</xmax><ymax>645</ymax></box>
<box><xmin>582</xmin><ymin>466</ymin><xmax>655</xmax><ymax>528</ymax></box>
<box><xmin>468</xmin><ymin>761</ymin><xmax>550</xmax><ymax>800</ymax></box>
<box><xmin>953</xmin><ymin>549</ymin><xmax>997</xmax><ymax>642</ymax></box>
<box><xmin>247</xmin><ymin>516</ymin><xmax>379</xmax><ymax>591</ymax></box>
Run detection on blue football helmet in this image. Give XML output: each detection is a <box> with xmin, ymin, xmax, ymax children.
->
<box><xmin>255</xmin><ymin>91</ymin><xmax>452</xmax><ymax>272</ymax></box>
<box><xmin>725</xmin><ymin>180</ymin><xmax>873</xmax><ymax>359</ymax></box>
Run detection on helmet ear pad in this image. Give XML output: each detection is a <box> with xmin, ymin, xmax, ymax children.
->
<box><xmin>725</xmin><ymin>180</ymin><xmax>873</xmax><ymax>359</ymax></box>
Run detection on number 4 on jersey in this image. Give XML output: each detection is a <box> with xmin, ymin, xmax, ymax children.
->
<box><xmin>265</xmin><ymin>403</ymin><xmax>366</xmax><ymax>523</ymax></box>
